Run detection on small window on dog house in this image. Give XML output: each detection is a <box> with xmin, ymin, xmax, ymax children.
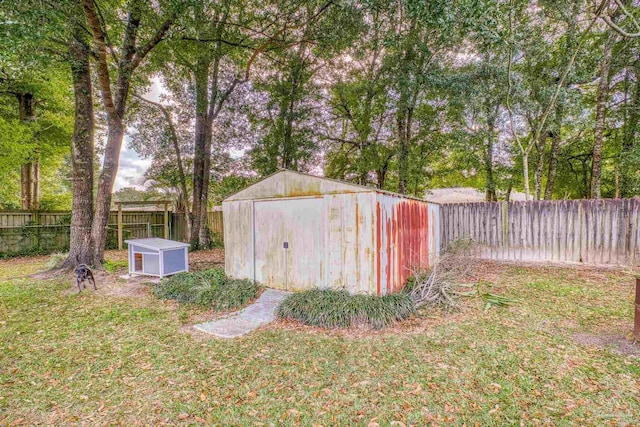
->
<box><xmin>125</xmin><ymin>238</ymin><xmax>190</xmax><ymax>278</ymax></box>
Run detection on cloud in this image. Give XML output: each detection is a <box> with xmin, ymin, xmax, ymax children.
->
<box><xmin>114</xmin><ymin>142</ymin><xmax>152</xmax><ymax>191</ymax></box>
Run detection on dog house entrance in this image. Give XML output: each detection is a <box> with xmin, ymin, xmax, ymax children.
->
<box><xmin>126</xmin><ymin>238</ymin><xmax>190</xmax><ymax>278</ymax></box>
<box><xmin>134</xmin><ymin>253</ymin><xmax>143</xmax><ymax>273</ymax></box>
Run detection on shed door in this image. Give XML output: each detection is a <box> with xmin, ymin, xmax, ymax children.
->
<box><xmin>253</xmin><ymin>198</ymin><xmax>324</xmax><ymax>290</ymax></box>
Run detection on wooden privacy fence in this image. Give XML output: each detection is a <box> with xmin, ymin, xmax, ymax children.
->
<box><xmin>0</xmin><ymin>211</ymin><xmax>71</xmax><ymax>255</ymax></box>
<box><xmin>440</xmin><ymin>198</ymin><xmax>640</xmax><ymax>266</ymax></box>
<box><xmin>0</xmin><ymin>210</ymin><xmax>224</xmax><ymax>256</ymax></box>
<box><xmin>171</xmin><ymin>211</ymin><xmax>223</xmax><ymax>243</ymax></box>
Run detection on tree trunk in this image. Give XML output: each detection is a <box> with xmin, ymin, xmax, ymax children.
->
<box><xmin>590</xmin><ymin>34</ymin><xmax>613</xmax><ymax>199</ymax></box>
<box><xmin>377</xmin><ymin>154</ymin><xmax>391</xmax><ymax>189</ymax></box>
<box><xmin>397</xmin><ymin>111</ymin><xmax>409</xmax><ymax>194</ymax></box>
<box><xmin>621</xmin><ymin>59</ymin><xmax>640</xmax><ymax>196</ymax></box>
<box><xmin>91</xmin><ymin>122</ymin><xmax>124</xmax><ymax>264</ymax></box>
<box><xmin>396</xmin><ymin>82</ymin><xmax>415</xmax><ymax>195</ymax></box>
<box><xmin>21</xmin><ymin>164</ymin><xmax>32</xmax><ymax>210</ymax></box>
<box><xmin>198</xmin><ymin>127</ymin><xmax>212</xmax><ymax>247</ymax></box>
<box><xmin>190</xmin><ymin>63</ymin><xmax>209</xmax><ymax>247</ymax></box>
<box><xmin>615</xmin><ymin>164</ymin><xmax>620</xmax><ymax>198</ymax></box>
<box><xmin>63</xmin><ymin>32</ymin><xmax>95</xmax><ymax>268</ymax></box>
<box><xmin>395</xmin><ymin>22</ymin><xmax>418</xmax><ymax>195</ymax></box>
<box><xmin>17</xmin><ymin>93</ymin><xmax>39</xmax><ymax>210</ymax></box>
<box><xmin>544</xmin><ymin>104</ymin><xmax>563</xmax><ymax>200</ymax></box>
<box><xmin>522</xmin><ymin>151</ymin><xmax>531</xmax><ymax>201</ymax></box>
<box><xmin>533</xmin><ymin>131</ymin><xmax>547</xmax><ymax>201</ymax></box>
<box><xmin>484</xmin><ymin>102</ymin><xmax>499</xmax><ymax>202</ymax></box>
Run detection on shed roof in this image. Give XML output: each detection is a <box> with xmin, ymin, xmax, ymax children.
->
<box><xmin>224</xmin><ymin>170</ymin><xmax>437</xmax><ymax>203</ymax></box>
<box><xmin>125</xmin><ymin>238</ymin><xmax>190</xmax><ymax>251</ymax></box>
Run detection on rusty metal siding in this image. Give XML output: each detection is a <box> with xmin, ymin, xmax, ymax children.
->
<box><xmin>376</xmin><ymin>194</ymin><xmax>440</xmax><ymax>295</ymax></box>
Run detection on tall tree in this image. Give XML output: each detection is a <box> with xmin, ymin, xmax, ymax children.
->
<box><xmin>0</xmin><ymin>1</ymin><xmax>75</xmax><ymax>211</ymax></box>
<box><xmin>326</xmin><ymin>4</ymin><xmax>394</xmax><ymax>187</ymax></box>
<box><xmin>590</xmin><ymin>31</ymin><xmax>615</xmax><ymax>199</ymax></box>
<box><xmin>249</xmin><ymin>0</ymin><xmax>359</xmax><ymax>176</ymax></box>
<box><xmin>82</xmin><ymin>0</ymin><xmax>180</xmax><ymax>265</ymax></box>
<box><xmin>63</xmin><ymin>17</ymin><xmax>95</xmax><ymax>267</ymax></box>
<box><xmin>130</xmin><ymin>92</ymin><xmax>193</xmax><ymax>236</ymax></box>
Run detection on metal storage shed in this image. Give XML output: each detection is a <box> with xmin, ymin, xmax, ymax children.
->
<box><xmin>125</xmin><ymin>238</ymin><xmax>190</xmax><ymax>278</ymax></box>
<box><xmin>223</xmin><ymin>171</ymin><xmax>440</xmax><ymax>295</ymax></box>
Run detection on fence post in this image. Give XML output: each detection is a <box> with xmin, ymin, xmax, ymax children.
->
<box><xmin>502</xmin><ymin>201</ymin><xmax>509</xmax><ymax>256</ymax></box>
<box><xmin>117</xmin><ymin>203</ymin><xmax>123</xmax><ymax>250</ymax></box>
<box><xmin>164</xmin><ymin>203</ymin><xmax>169</xmax><ymax>239</ymax></box>
<box><xmin>578</xmin><ymin>201</ymin><xmax>584</xmax><ymax>263</ymax></box>
<box><xmin>33</xmin><ymin>210</ymin><xmax>40</xmax><ymax>252</ymax></box>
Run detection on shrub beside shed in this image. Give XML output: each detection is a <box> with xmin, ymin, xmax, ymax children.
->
<box><xmin>125</xmin><ymin>238</ymin><xmax>190</xmax><ymax>278</ymax></box>
<box><xmin>222</xmin><ymin>171</ymin><xmax>440</xmax><ymax>295</ymax></box>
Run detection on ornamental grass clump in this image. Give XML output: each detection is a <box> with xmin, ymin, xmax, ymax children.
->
<box><xmin>153</xmin><ymin>268</ymin><xmax>258</xmax><ymax>310</ymax></box>
<box><xmin>277</xmin><ymin>288</ymin><xmax>415</xmax><ymax>329</ymax></box>
<box><xmin>208</xmin><ymin>278</ymin><xmax>258</xmax><ymax>310</ymax></box>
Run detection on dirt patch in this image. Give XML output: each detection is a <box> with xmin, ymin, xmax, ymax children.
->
<box><xmin>61</xmin><ymin>269</ymin><xmax>154</xmax><ymax>298</ymax></box>
<box><xmin>188</xmin><ymin>248</ymin><xmax>225</xmax><ymax>271</ymax></box>
<box><xmin>573</xmin><ymin>332</ymin><xmax>640</xmax><ymax>356</ymax></box>
<box><xmin>98</xmin><ymin>276</ymin><xmax>153</xmax><ymax>298</ymax></box>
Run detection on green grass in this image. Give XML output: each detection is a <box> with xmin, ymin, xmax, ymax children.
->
<box><xmin>1</xmin><ymin>260</ymin><xmax>639</xmax><ymax>425</ymax></box>
<box><xmin>153</xmin><ymin>268</ymin><xmax>259</xmax><ymax>310</ymax></box>
<box><xmin>278</xmin><ymin>288</ymin><xmax>415</xmax><ymax>329</ymax></box>
<box><xmin>103</xmin><ymin>259</ymin><xmax>128</xmax><ymax>273</ymax></box>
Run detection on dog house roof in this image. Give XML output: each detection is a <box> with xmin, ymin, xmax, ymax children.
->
<box><xmin>125</xmin><ymin>238</ymin><xmax>190</xmax><ymax>251</ymax></box>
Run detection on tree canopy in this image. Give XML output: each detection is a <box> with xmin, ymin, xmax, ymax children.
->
<box><xmin>2</xmin><ymin>0</ymin><xmax>640</xmax><ymax>259</ymax></box>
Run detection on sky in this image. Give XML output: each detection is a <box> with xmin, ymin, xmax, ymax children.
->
<box><xmin>114</xmin><ymin>144</ymin><xmax>152</xmax><ymax>191</ymax></box>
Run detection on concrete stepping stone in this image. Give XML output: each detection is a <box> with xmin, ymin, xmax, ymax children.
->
<box><xmin>194</xmin><ymin>288</ymin><xmax>291</xmax><ymax>338</ymax></box>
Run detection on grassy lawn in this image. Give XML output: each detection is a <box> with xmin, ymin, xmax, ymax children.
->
<box><xmin>1</xmin><ymin>255</ymin><xmax>639</xmax><ymax>426</ymax></box>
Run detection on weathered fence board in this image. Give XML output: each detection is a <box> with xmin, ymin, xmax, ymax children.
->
<box><xmin>170</xmin><ymin>211</ymin><xmax>223</xmax><ymax>243</ymax></box>
<box><xmin>440</xmin><ymin>198</ymin><xmax>640</xmax><ymax>266</ymax></box>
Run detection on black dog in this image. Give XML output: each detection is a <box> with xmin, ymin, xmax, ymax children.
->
<box><xmin>74</xmin><ymin>264</ymin><xmax>96</xmax><ymax>292</ymax></box>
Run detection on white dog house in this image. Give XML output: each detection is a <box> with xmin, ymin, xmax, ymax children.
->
<box><xmin>125</xmin><ymin>238</ymin><xmax>190</xmax><ymax>278</ymax></box>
